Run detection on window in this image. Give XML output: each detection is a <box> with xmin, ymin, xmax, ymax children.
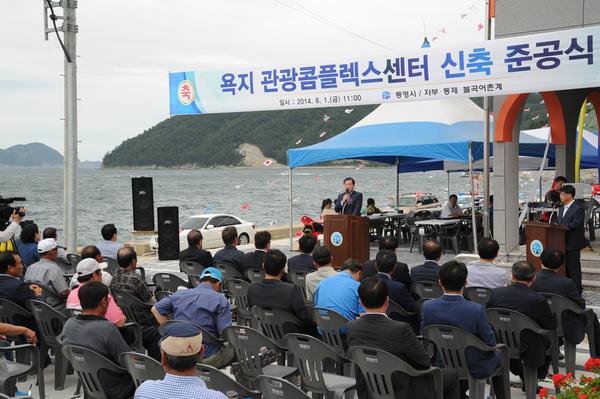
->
<box><xmin>223</xmin><ymin>217</ymin><xmax>241</xmax><ymax>226</ymax></box>
<box><xmin>208</xmin><ymin>216</ymin><xmax>228</xmax><ymax>227</ymax></box>
<box><xmin>180</xmin><ymin>217</ymin><xmax>208</xmax><ymax>230</ymax></box>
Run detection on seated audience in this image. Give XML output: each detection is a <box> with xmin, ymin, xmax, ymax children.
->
<box><xmin>362</xmin><ymin>236</ymin><xmax>412</xmax><ymax>289</ymax></box>
<box><xmin>16</xmin><ymin>223</ymin><xmax>40</xmax><ymax>267</ymax></box>
<box><xmin>152</xmin><ymin>267</ymin><xmax>234</xmax><ymax>369</ymax></box>
<box><xmin>467</xmin><ymin>238</ymin><xmax>509</xmax><ymax>288</ymax></box>
<box><xmin>487</xmin><ymin>261</ymin><xmax>557</xmax><ymax>384</ymax></box>
<box><xmin>347</xmin><ymin>277</ymin><xmax>459</xmax><ymax>399</ymax></box>
<box><xmin>70</xmin><ymin>245</ymin><xmax>112</xmax><ymax>288</ymax></box>
<box><xmin>305</xmin><ymin>246</ymin><xmax>338</xmax><ymax>301</ymax></box>
<box><xmin>248</xmin><ymin>249</ymin><xmax>315</xmax><ymax>332</ymax></box>
<box><xmin>0</xmin><ymin>253</ymin><xmax>42</xmax><ymax>309</ymax></box>
<box><xmin>375</xmin><ymin>250</ymin><xmax>417</xmax><ymax>328</ymax></box>
<box><xmin>315</xmin><ymin>259</ymin><xmax>364</xmax><ymax>320</ymax></box>
<box><xmin>178</xmin><ymin>229</ymin><xmax>213</xmax><ymax>267</ymax></box>
<box><xmin>24</xmin><ymin>238</ymin><xmax>69</xmax><ymax>311</ymax></box>
<box><xmin>441</xmin><ymin>194</ymin><xmax>463</xmax><ymax>219</ymax></box>
<box><xmin>410</xmin><ymin>240</ymin><xmax>443</xmax><ymax>283</ymax></box>
<box><xmin>421</xmin><ymin>261</ymin><xmax>506</xmax><ymax>398</ymax></box>
<box><xmin>42</xmin><ymin>227</ymin><xmax>68</xmax><ymax>261</ymax></box>
<box><xmin>0</xmin><ymin>322</ymin><xmax>37</xmax><ymax>344</ymax></box>
<box><xmin>111</xmin><ymin>247</ymin><xmax>154</xmax><ymax>303</ymax></box>
<box><xmin>61</xmin><ymin>282</ymin><xmax>136</xmax><ymax>399</ymax></box>
<box><xmin>96</xmin><ymin>223</ymin><xmax>125</xmax><ymax>260</ymax></box>
<box><xmin>532</xmin><ymin>249</ymin><xmax>600</xmax><ymax>356</ymax></box>
<box><xmin>213</xmin><ymin>226</ymin><xmax>245</xmax><ymax>275</ymax></box>
<box><xmin>134</xmin><ymin>323</ymin><xmax>227</xmax><ymax>399</ymax></box>
<box><xmin>287</xmin><ymin>235</ymin><xmax>317</xmax><ymax>273</ymax></box>
<box><xmin>241</xmin><ymin>231</ymin><xmax>271</xmax><ymax>275</ymax></box>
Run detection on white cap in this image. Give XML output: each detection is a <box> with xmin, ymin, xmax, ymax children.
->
<box><xmin>37</xmin><ymin>238</ymin><xmax>58</xmax><ymax>254</ymax></box>
<box><xmin>76</xmin><ymin>258</ymin><xmax>107</xmax><ymax>276</ymax></box>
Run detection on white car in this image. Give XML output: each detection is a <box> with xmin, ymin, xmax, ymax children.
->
<box><xmin>149</xmin><ymin>214</ymin><xmax>256</xmax><ymax>251</ymax></box>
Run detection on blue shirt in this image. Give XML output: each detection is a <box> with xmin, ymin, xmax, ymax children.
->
<box><xmin>16</xmin><ymin>241</ymin><xmax>40</xmax><ymax>267</ymax></box>
<box><xmin>154</xmin><ymin>284</ymin><xmax>231</xmax><ymax>356</ymax></box>
<box><xmin>315</xmin><ymin>271</ymin><xmax>365</xmax><ymax>320</ymax></box>
<box><xmin>134</xmin><ymin>373</ymin><xmax>227</xmax><ymax>399</ymax></box>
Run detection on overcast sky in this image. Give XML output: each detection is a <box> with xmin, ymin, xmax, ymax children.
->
<box><xmin>1</xmin><ymin>0</ymin><xmax>484</xmax><ymax>161</ymax></box>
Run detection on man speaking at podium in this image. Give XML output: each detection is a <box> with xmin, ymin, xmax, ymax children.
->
<box><xmin>334</xmin><ymin>177</ymin><xmax>363</xmax><ymax>216</ymax></box>
<box><xmin>557</xmin><ymin>185</ymin><xmax>586</xmax><ymax>292</ymax></box>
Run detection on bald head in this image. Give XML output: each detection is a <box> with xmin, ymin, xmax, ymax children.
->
<box><xmin>423</xmin><ymin>240</ymin><xmax>442</xmax><ymax>261</ymax></box>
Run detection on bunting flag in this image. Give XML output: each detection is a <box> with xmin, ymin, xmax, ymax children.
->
<box><xmin>439</xmin><ymin>27</ymin><xmax>447</xmax><ymax>34</ymax></box>
<box><xmin>532</xmin><ymin>115</ymin><xmax>540</xmax><ymax>120</ymax></box>
<box><xmin>344</xmin><ymin>108</ymin><xmax>354</xmax><ymax>114</ymax></box>
<box><xmin>432</xmin><ymin>36</ymin><xmax>439</xmax><ymax>41</ymax></box>
<box><xmin>295</xmin><ymin>139</ymin><xmax>302</xmax><ymax>145</ymax></box>
<box><xmin>323</xmin><ymin>114</ymin><xmax>330</xmax><ymax>122</ymax></box>
<box><xmin>524</xmin><ymin>107</ymin><xmax>530</xmax><ymax>112</ymax></box>
<box><xmin>319</xmin><ymin>131</ymin><xmax>327</xmax><ymax>138</ymax></box>
<box><xmin>240</xmin><ymin>204</ymin><xmax>249</xmax><ymax>210</ymax></box>
<box><xmin>263</xmin><ymin>159</ymin><xmax>273</xmax><ymax>166</ymax></box>
<box><xmin>460</xmin><ymin>13</ymin><xmax>468</xmax><ymax>19</ymax></box>
<box><xmin>478</xmin><ymin>23</ymin><xmax>484</xmax><ymax>31</ymax></box>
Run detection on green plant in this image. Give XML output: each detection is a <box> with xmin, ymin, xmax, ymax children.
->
<box><xmin>541</xmin><ymin>358</ymin><xmax>600</xmax><ymax>398</ymax></box>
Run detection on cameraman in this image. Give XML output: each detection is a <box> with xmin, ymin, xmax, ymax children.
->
<box><xmin>0</xmin><ymin>208</ymin><xmax>25</xmax><ymax>243</ymax></box>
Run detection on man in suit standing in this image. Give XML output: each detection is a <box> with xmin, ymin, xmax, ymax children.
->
<box><xmin>334</xmin><ymin>177</ymin><xmax>363</xmax><ymax>216</ymax></box>
<box><xmin>532</xmin><ymin>249</ymin><xmax>599</xmax><ymax>357</ymax></box>
<box><xmin>410</xmin><ymin>240</ymin><xmax>442</xmax><ymax>283</ymax></box>
<box><xmin>557</xmin><ymin>185</ymin><xmax>586</xmax><ymax>292</ymax></box>
<box><xmin>487</xmin><ymin>261</ymin><xmax>557</xmax><ymax>385</ymax></box>
<box><xmin>421</xmin><ymin>261</ymin><xmax>506</xmax><ymax>398</ymax></box>
<box><xmin>241</xmin><ymin>231</ymin><xmax>271</xmax><ymax>276</ymax></box>
<box><xmin>347</xmin><ymin>277</ymin><xmax>459</xmax><ymax>399</ymax></box>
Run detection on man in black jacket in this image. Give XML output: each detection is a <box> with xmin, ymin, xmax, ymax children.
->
<box><xmin>178</xmin><ymin>229</ymin><xmax>213</xmax><ymax>267</ymax></box>
<box><xmin>532</xmin><ymin>249</ymin><xmax>600</xmax><ymax>356</ymax></box>
<box><xmin>347</xmin><ymin>277</ymin><xmax>459</xmax><ymax>399</ymax></box>
<box><xmin>557</xmin><ymin>185</ymin><xmax>586</xmax><ymax>292</ymax></box>
<box><xmin>334</xmin><ymin>177</ymin><xmax>363</xmax><ymax>216</ymax></box>
<box><xmin>362</xmin><ymin>236</ymin><xmax>411</xmax><ymax>289</ymax></box>
<box><xmin>487</xmin><ymin>261</ymin><xmax>557</xmax><ymax>384</ymax></box>
<box><xmin>287</xmin><ymin>235</ymin><xmax>317</xmax><ymax>273</ymax></box>
<box><xmin>410</xmin><ymin>240</ymin><xmax>442</xmax><ymax>283</ymax></box>
<box><xmin>241</xmin><ymin>231</ymin><xmax>271</xmax><ymax>276</ymax></box>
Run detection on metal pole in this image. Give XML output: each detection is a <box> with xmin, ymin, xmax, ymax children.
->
<box><xmin>395</xmin><ymin>158</ymin><xmax>400</xmax><ymax>210</ymax></box>
<box><xmin>289</xmin><ymin>167</ymin><xmax>293</xmax><ymax>250</ymax></box>
<box><xmin>482</xmin><ymin>0</ymin><xmax>492</xmax><ymax>238</ymax></box>
<box><xmin>447</xmin><ymin>171</ymin><xmax>450</xmax><ymax>197</ymax></box>
<box><xmin>469</xmin><ymin>142</ymin><xmax>478</xmax><ymax>252</ymax></box>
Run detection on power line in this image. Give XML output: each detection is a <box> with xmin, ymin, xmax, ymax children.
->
<box><xmin>272</xmin><ymin>0</ymin><xmax>394</xmax><ymax>52</ymax></box>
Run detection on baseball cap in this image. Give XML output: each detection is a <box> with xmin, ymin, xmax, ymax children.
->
<box><xmin>76</xmin><ymin>258</ymin><xmax>107</xmax><ymax>276</ymax></box>
<box><xmin>37</xmin><ymin>238</ymin><xmax>58</xmax><ymax>254</ymax></box>
<box><xmin>199</xmin><ymin>267</ymin><xmax>223</xmax><ymax>282</ymax></box>
<box><xmin>160</xmin><ymin>322</ymin><xmax>203</xmax><ymax>356</ymax></box>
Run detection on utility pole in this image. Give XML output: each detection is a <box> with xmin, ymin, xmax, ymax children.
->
<box><xmin>44</xmin><ymin>0</ymin><xmax>78</xmax><ymax>253</ymax></box>
<box><xmin>482</xmin><ymin>0</ymin><xmax>494</xmax><ymax>238</ymax></box>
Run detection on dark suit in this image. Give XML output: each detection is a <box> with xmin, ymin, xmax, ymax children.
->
<box><xmin>557</xmin><ymin>200</ymin><xmax>586</xmax><ymax>291</ymax></box>
<box><xmin>178</xmin><ymin>246</ymin><xmax>213</xmax><ymax>266</ymax></box>
<box><xmin>376</xmin><ymin>273</ymin><xmax>418</xmax><ymax>332</ymax></box>
<box><xmin>0</xmin><ymin>275</ymin><xmax>38</xmax><ymax>332</ymax></box>
<box><xmin>241</xmin><ymin>250</ymin><xmax>266</xmax><ymax>275</ymax></box>
<box><xmin>363</xmin><ymin>259</ymin><xmax>412</xmax><ymax>289</ymax></box>
<box><xmin>347</xmin><ymin>313</ymin><xmax>459</xmax><ymax>399</ymax></box>
<box><xmin>532</xmin><ymin>269</ymin><xmax>600</xmax><ymax>355</ymax></box>
<box><xmin>410</xmin><ymin>260</ymin><xmax>440</xmax><ymax>283</ymax></box>
<box><xmin>334</xmin><ymin>190</ymin><xmax>363</xmax><ymax>216</ymax></box>
<box><xmin>287</xmin><ymin>253</ymin><xmax>316</xmax><ymax>273</ymax></box>
<box><xmin>487</xmin><ymin>283</ymin><xmax>557</xmax><ymax>379</ymax></box>
<box><xmin>213</xmin><ymin>245</ymin><xmax>245</xmax><ymax>275</ymax></box>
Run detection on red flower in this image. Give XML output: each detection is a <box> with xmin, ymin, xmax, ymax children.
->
<box><xmin>580</xmin><ymin>376</ymin><xmax>592</xmax><ymax>383</ymax></box>
<box><xmin>579</xmin><ymin>394</ymin><xmax>587</xmax><ymax>399</ymax></box>
<box><xmin>539</xmin><ymin>387</ymin><xmax>549</xmax><ymax>398</ymax></box>
<box><xmin>584</xmin><ymin>357</ymin><xmax>600</xmax><ymax>371</ymax></box>
<box><xmin>553</xmin><ymin>373</ymin><xmax>566</xmax><ymax>387</ymax></box>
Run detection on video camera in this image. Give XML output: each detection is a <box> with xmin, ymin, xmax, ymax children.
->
<box><xmin>0</xmin><ymin>196</ymin><xmax>26</xmax><ymax>230</ymax></box>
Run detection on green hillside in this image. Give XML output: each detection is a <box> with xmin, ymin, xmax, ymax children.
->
<box><xmin>103</xmin><ymin>94</ymin><xmax>597</xmax><ymax>168</ymax></box>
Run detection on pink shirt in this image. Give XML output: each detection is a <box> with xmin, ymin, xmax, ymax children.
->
<box><xmin>66</xmin><ymin>285</ymin><xmax>125</xmax><ymax>325</ymax></box>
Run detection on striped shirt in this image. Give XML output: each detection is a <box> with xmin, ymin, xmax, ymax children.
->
<box><xmin>134</xmin><ymin>373</ymin><xmax>227</xmax><ymax>399</ymax></box>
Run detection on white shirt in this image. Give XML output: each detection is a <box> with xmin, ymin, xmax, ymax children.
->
<box><xmin>0</xmin><ymin>221</ymin><xmax>21</xmax><ymax>242</ymax></box>
<box><xmin>96</xmin><ymin>240</ymin><xmax>124</xmax><ymax>260</ymax></box>
<box><xmin>466</xmin><ymin>260</ymin><xmax>510</xmax><ymax>289</ymax></box>
<box><xmin>561</xmin><ymin>199</ymin><xmax>575</xmax><ymax>217</ymax></box>
<box><xmin>305</xmin><ymin>266</ymin><xmax>339</xmax><ymax>301</ymax></box>
<box><xmin>441</xmin><ymin>202</ymin><xmax>462</xmax><ymax>219</ymax></box>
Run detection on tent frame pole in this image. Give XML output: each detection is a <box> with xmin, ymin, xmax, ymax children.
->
<box><xmin>482</xmin><ymin>0</ymin><xmax>493</xmax><ymax>238</ymax></box>
<box><xmin>447</xmin><ymin>171</ymin><xmax>450</xmax><ymax>197</ymax></box>
<box><xmin>395</xmin><ymin>157</ymin><xmax>400</xmax><ymax>211</ymax></box>
<box><xmin>469</xmin><ymin>142</ymin><xmax>478</xmax><ymax>253</ymax></box>
<box><xmin>289</xmin><ymin>167</ymin><xmax>293</xmax><ymax>250</ymax></box>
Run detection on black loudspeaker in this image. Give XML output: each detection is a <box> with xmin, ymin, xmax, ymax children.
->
<box><xmin>132</xmin><ymin>177</ymin><xmax>154</xmax><ymax>231</ymax></box>
<box><xmin>157</xmin><ymin>206</ymin><xmax>180</xmax><ymax>260</ymax></box>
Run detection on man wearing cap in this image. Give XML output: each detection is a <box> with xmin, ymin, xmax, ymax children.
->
<box><xmin>24</xmin><ymin>238</ymin><xmax>70</xmax><ymax>311</ymax></box>
<box><xmin>69</xmin><ymin>245</ymin><xmax>113</xmax><ymax>289</ymax></box>
<box><xmin>134</xmin><ymin>323</ymin><xmax>227</xmax><ymax>399</ymax></box>
<box><xmin>61</xmin><ymin>281</ymin><xmax>136</xmax><ymax>399</ymax></box>
<box><xmin>151</xmin><ymin>267</ymin><xmax>234</xmax><ymax>369</ymax></box>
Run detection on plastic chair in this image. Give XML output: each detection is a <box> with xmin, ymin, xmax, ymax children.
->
<box><xmin>411</xmin><ymin>281</ymin><xmax>444</xmax><ymax>299</ymax></box>
<box><xmin>111</xmin><ymin>288</ymin><xmax>157</xmax><ymax>326</ymax></box>
<box><xmin>66</xmin><ymin>253</ymin><xmax>81</xmax><ymax>266</ymax></box>
<box><xmin>422</xmin><ymin>324</ymin><xmax>510</xmax><ymax>399</ymax></box>
<box><xmin>27</xmin><ymin>300</ymin><xmax>69</xmax><ymax>391</ymax></box>
<box><xmin>250</xmin><ymin>305</ymin><xmax>305</xmax><ymax>347</ymax></box>
<box><xmin>227</xmin><ymin>278</ymin><xmax>254</xmax><ymax>327</ymax></box>
<box><xmin>197</xmin><ymin>364</ymin><xmax>261</xmax><ymax>399</ymax></box>
<box><xmin>0</xmin><ymin>299</ymin><xmax>32</xmax><ymax>328</ymax></box>
<box><xmin>187</xmin><ymin>274</ymin><xmax>201</xmax><ymax>288</ymax></box>
<box><xmin>151</xmin><ymin>273</ymin><xmax>189</xmax><ymax>293</ymax></box>
<box><xmin>311</xmin><ymin>307</ymin><xmax>349</xmax><ymax>356</ymax></box>
<box><xmin>179</xmin><ymin>260</ymin><xmax>205</xmax><ymax>276</ymax></box>
<box><xmin>102</xmin><ymin>257</ymin><xmax>119</xmax><ymax>275</ymax></box>
<box><xmin>463</xmin><ymin>287</ymin><xmax>493</xmax><ymax>306</ymax></box>
<box><xmin>153</xmin><ymin>291</ymin><xmax>173</xmax><ymax>302</ymax></box>
<box><xmin>157</xmin><ymin>320</ymin><xmax>226</xmax><ymax>364</ymax></box>
<box><xmin>119</xmin><ymin>322</ymin><xmax>145</xmax><ymax>354</ymax></box>
<box><xmin>439</xmin><ymin>223</ymin><xmax>461</xmax><ymax>255</ymax></box>
<box><xmin>347</xmin><ymin>346</ymin><xmax>443</xmax><ymax>399</ymax></box>
<box><xmin>0</xmin><ymin>344</ymin><xmax>44</xmax><ymax>399</ymax></box>
<box><xmin>120</xmin><ymin>352</ymin><xmax>165</xmax><ymax>388</ymax></box>
<box><xmin>245</xmin><ymin>268</ymin><xmax>264</xmax><ymax>284</ymax></box>
<box><xmin>62</xmin><ymin>344</ymin><xmax>132</xmax><ymax>399</ymax></box>
<box><xmin>540</xmin><ymin>292</ymin><xmax>597</xmax><ymax>374</ymax></box>
<box><xmin>36</xmin><ymin>282</ymin><xmax>67</xmax><ymax>306</ymax></box>
<box><xmin>216</xmin><ymin>264</ymin><xmax>245</xmax><ymax>293</ymax></box>
<box><xmin>486</xmin><ymin>308</ymin><xmax>559</xmax><ymax>399</ymax></box>
<box><xmin>287</xmin><ymin>270</ymin><xmax>310</xmax><ymax>300</ymax></box>
<box><xmin>284</xmin><ymin>333</ymin><xmax>356</xmax><ymax>399</ymax></box>
<box><xmin>257</xmin><ymin>375</ymin><xmax>311</xmax><ymax>399</ymax></box>
<box><xmin>223</xmin><ymin>325</ymin><xmax>297</xmax><ymax>389</ymax></box>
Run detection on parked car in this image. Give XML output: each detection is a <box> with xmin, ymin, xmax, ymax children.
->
<box><xmin>393</xmin><ymin>193</ymin><xmax>440</xmax><ymax>214</ymax></box>
<box><xmin>149</xmin><ymin>214</ymin><xmax>256</xmax><ymax>251</ymax></box>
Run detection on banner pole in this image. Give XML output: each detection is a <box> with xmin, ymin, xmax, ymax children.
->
<box><xmin>289</xmin><ymin>167</ymin><xmax>294</xmax><ymax>250</ymax></box>
<box><xmin>575</xmin><ymin>100</ymin><xmax>587</xmax><ymax>182</ymax></box>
